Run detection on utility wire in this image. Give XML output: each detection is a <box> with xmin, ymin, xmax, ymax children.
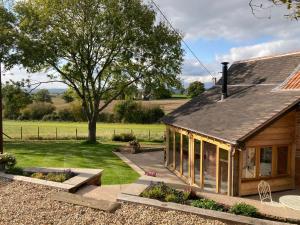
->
<box><xmin>149</xmin><ymin>0</ymin><xmax>214</xmax><ymax>78</ymax></box>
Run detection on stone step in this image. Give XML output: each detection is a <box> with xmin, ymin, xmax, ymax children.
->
<box><xmin>51</xmin><ymin>191</ymin><xmax>121</xmax><ymax>213</ymax></box>
<box><xmin>76</xmin><ymin>184</ymin><xmax>132</xmax><ymax>202</ymax></box>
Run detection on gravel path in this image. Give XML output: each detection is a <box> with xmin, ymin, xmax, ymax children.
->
<box><xmin>0</xmin><ymin>178</ymin><xmax>230</xmax><ymax>225</ymax></box>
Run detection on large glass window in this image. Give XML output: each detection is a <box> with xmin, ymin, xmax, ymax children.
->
<box><xmin>219</xmin><ymin>148</ymin><xmax>228</xmax><ymax>194</ymax></box>
<box><xmin>194</xmin><ymin>139</ymin><xmax>201</xmax><ymax>186</ymax></box>
<box><xmin>175</xmin><ymin>132</ymin><xmax>181</xmax><ymax>172</ymax></box>
<box><xmin>277</xmin><ymin>146</ymin><xmax>289</xmax><ymax>175</ymax></box>
<box><xmin>242</xmin><ymin>147</ymin><xmax>256</xmax><ymax>179</ymax></box>
<box><xmin>260</xmin><ymin>147</ymin><xmax>272</xmax><ymax>177</ymax></box>
<box><xmin>203</xmin><ymin>142</ymin><xmax>217</xmax><ymax>192</ymax></box>
<box><xmin>182</xmin><ymin>135</ymin><xmax>189</xmax><ymax>177</ymax></box>
<box><xmin>168</xmin><ymin>129</ymin><xmax>174</xmax><ymax>168</ymax></box>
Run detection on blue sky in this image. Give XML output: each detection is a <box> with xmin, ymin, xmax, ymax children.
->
<box><xmin>5</xmin><ymin>0</ymin><xmax>300</xmax><ymax>88</ymax></box>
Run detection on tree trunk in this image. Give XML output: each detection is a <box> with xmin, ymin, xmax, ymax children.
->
<box><xmin>88</xmin><ymin>118</ymin><xmax>97</xmax><ymax>143</ymax></box>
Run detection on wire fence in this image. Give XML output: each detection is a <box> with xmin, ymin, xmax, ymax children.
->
<box><xmin>3</xmin><ymin>125</ymin><xmax>165</xmax><ymax>142</ymax></box>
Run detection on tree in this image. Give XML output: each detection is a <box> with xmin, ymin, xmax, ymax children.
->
<box><xmin>14</xmin><ymin>0</ymin><xmax>183</xmax><ymax>143</ymax></box>
<box><xmin>32</xmin><ymin>89</ymin><xmax>52</xmax><ymax>103</ymax></box>
<box><xmin>0</xmin><ymin>4</ymin><xmax>18</xmax><ymax>153</ymax></box>
<box><xmin>3</xmin><ymin>82</ymin><xmax>32</xmax><ymax>119</ymax></box>
<box><xmin>249</xmin><ymin>0</ymin><xmax>300</xmax><ymax>19</ymax></box>
<box><xmin>62</xmin><ymin>88</ymin><xmax>75</xmax><ymax>103</ymax></box>
<box><xmin>33</xmin><ymin>89</ymin><xmax>52</xmax><ymax>103</ymax></box>
<box><xmin>153</xmin><ymin>86</ymin><xmax>172</xmax><ymax>99</ymax></box>
<box><xmin>187</xmin><ymin>81</ymin><xmax>205</xmax><ymax>98</ymax></box>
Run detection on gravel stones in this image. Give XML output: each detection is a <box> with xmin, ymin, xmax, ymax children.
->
<box><xmin>0</xmin><ymin>178</ymin><xmax>228</xmax><ymax>225</ymax></box>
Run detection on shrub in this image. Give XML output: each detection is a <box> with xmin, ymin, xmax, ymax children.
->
<box><xmin>0</xmin><ymin>153</ymin><xmax>17</xmax><ymax>169</ymax></box>
<box><xmin>229</xmin><ymin>203</ymin><xmax>258</xmax><ymax>217</ymax></box>
<box><xmin>141</xmin><ymin>182</ymin><xmax>187</xmax><ymax>204</ymax></box>
<box><xmin>21</xmin><ymin>102</ymin><xmax>55</xmax><ymax>120</ymax></box>
<box><xmin>98</xmin><ymin>112</ymin><xmax>115</xmax><ymax>123</ymax></box>
<box><xmin>57</xmin><ymin>108</ymin><xmax>75</xmax><ymax>121</ymax></box>
<box><xmin>31</xmin><ymin>172</ymin><xmax>45</xmax><ymax>180</ymax></box>
<box><xmin>191</xmin><ymin>199</ymin><xmax>224</xmax><ymax>211</ymax></box>
<box><xmin>112</xmin><ymin>133</ymin><xmax>136</xmax><ymax>142</ymax></box>
<box><xmin>5</xmin><ymin>166</ymin><xmax>24</xmax><ymax>175</ymax></box>
<box><xmin>70</xmin><ymin>101</ymin><xmax>86</xmax><ymax>121</ymax></box>
<box><xmin>113</xmin><ymin>100</ymin><xmax>165</xmax><ymax>124</ymax></box>
<box><xmin>42</xmin><ymin>112</ymin><xmax>60</xmax><ymax>121</ymax></box>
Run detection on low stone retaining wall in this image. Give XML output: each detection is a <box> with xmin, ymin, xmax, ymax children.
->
<box><xmin>0</xmin><ymin>167</ymin><xmax>103</xmax><ymax>193</ymax></box>
<box><xmin>118</xmin><ymin>193</ymin><xmax>294</xmax><ymax>225</ymax></box>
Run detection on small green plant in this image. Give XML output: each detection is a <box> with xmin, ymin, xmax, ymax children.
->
<box><xmin>31</xmin><ymin>172</ymin><xmax>45</xmax><ymax>180</ymax></box>
<box><xmin>0</xmin><ymin>153</ymin><xmax>17</xmax><ymax>169</ymax></box>
<box><xmin>191</xmin><ymin>199</ymin><xmax>224</xmax><ymax>211</ymax></box>
<box><xmin>165</xmin><ymin>193</ymin><xmax>178</xmax><ymax>202</ymax></box>
<box><xmin>5</xmin><ymin>166</ymin><xmax>24</xmax><ymax>175</ymax></box>
<box><xmin>112</xmin><ymin>133</ymin><xmax>136</xmax><ymax>142</ymax></box>
<box><xmin>229</xmin><ymin>203</ymin><xmax>258</xmax><ymax>217</ymax></box>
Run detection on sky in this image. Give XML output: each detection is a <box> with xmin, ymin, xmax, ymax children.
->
<box><xmin>4</xmin><ymin>0</ymin><xmax>300</xmax><ymax>89</ymax></box>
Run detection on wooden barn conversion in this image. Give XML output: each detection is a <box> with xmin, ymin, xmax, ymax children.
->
<box><xmin>162</xmin><ymin>52</ymin><xmax>300</xmax><ymax>196</ymax></box>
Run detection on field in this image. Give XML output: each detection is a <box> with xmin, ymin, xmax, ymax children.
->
<box><xmin>4</xmin><ymin>141</ymin><xmax>140</xmax><ymax>185</ymax></box>
<box><xmin>52</xmin><ymin>95</ymin><xmax>188</xmax><ymax>114</ymax></box>
<box><xmin>4</xmin><ymin>120</ymin><xmax>165</xmax><ymax>141</ymax></box>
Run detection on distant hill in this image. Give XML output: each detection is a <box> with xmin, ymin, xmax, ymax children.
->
<box><xmin>30</xmin><ymin>88</ymin><xmax>66</xmax><ymax>94</ymax></box>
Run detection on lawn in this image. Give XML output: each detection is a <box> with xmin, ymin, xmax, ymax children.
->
<box><xmin>4</xmin><ymin>120</ymin><xmax>165</xmax><ymax>142</ymax></box>
<box><xmin>4</xmin><ymin>141</ymin><xmax>140</xmax><ymax>185</ymax></box>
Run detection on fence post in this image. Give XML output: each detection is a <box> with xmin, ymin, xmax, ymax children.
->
<box><xmin>131</xmin><ymin>129</ymin><xmax>133</xmax><ymax>135</ymax></box>
<box><xmin>114</xmin><ymin>129</ymin><xmax>116</xmax><ymax>136</ymax></box>
<box><xmin>56</xmin><ymin>128</ymin><xmax>58</xmax><ymax>140</ymax></box>
<box><xmin>20</xmin><ymin>127</ymin><xmax>22</xmax><ymax>140</ymax></box>
<box><xmin>76</xmin><ymin>128</ymin><xmax>78</xmax><ymax>140</ymax></box>
<box><xmin>149</xmin><ymin>130</ymin><xmax>151</xmax><ymax>141</ymax></box>
<box><xmin>38</xmin><ymin>127</ymin><xmax>40</xmax><ymax>140</ymax></box>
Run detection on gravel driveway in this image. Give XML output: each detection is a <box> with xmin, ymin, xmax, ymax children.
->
<box><xmin>0</xmin><ymin>178</ymin><xmax>229</xmax><ymax>225</ymax></box>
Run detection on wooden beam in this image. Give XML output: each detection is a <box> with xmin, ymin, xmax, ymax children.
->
<box><xmin>200</xmin><ymin>140</ymin><xmax>204</xmax><ymax>190</ymax></box>
<box><xmin>216</xmin><ymin>146</ymin><xmax>220</xmax><ymax>194</ymax></box>
<box><xmin>180</xmin><ymin>133</ymin><xmax>183</xmax><ymax>175</ymax></box>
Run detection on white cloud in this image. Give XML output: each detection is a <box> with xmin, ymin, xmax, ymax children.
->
<box><xmin>216</xmin><ymin>39</ymin><xmax>300</xmax><ymax>63</ymax></box>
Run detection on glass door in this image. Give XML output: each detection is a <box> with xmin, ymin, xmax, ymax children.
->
<box><xmin>203</xmin><ymin>142</ymin><xmax>217</xmax><ymax>192</ymax></box>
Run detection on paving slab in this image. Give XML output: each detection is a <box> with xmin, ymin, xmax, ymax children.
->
<box><xmin>77</xmin><ymin>184</ymin><xmax>131</xmax><ymax>202</ymax></box>
<box><xmin>51</xmin><ymin>191</ymin><xmax>121</xmax><ymax>213</ymax></box>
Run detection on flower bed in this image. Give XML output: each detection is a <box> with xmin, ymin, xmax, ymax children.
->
<box><xmin>140</xmin><ymin>182</ymin><xmax>276</xmax><ymax>221</ymax></box>
<box><xmin>5</xmin><ymin>167</ymin><xmax>77</xmax><ymax>183</ymax></box>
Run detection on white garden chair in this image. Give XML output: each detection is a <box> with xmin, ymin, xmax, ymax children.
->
<box><xmin>258</xmin><ymin>180</ymin><xmax>283</xmax><ymax>207</ymax></box>
<box><xmin>258</xmin><ymin>180</ymin><xmax>273</xmax><ymax>203</ymax></box>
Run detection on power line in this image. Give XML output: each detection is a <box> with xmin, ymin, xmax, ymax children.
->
<box><xmin>149</xmin><ymin>0</ymin><xmax>214</xmax><ymax>78</ymax></box>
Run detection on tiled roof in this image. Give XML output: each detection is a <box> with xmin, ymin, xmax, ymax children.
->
<box><xmin>282</xmin><ymin>71</ymin><xmax>300</xmax><ymax>89</ymax></box>
<box><xmin>162</xmin><ymin>52</ymin><xmax>300</xmax><ymax>144</ymax></box>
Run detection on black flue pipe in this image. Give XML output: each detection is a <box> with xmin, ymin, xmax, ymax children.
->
<box><xmin>221</xmin><ymin>62</ymin><xmax>229</xmax><ymax>100</ymax></box>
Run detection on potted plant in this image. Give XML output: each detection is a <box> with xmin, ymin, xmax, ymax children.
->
<box><xmin>0</xmin><ymin>153</ymin><xmax>17</xmax><ymax>171</ymax></box>
<box><xmin>129</xmin><ymin>140</ymin><xmax>141</xmax><ymax>154</ymax></box>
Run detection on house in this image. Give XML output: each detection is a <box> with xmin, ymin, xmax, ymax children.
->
<box><xmin>162</xmin><ymin>52</ymin><xmax>300</xmax><ymax>196</ymax></box>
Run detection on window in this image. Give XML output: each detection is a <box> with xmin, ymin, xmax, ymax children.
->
<box><xmin>277</xmin><ymin>146</ymin><xmax>289</xmax><ymax>175</ymax></box>
<box><xmin>203</xmin><ymin>142</ymin><xmax>217</xmax><ymax>192</ymax></box>
<box><xmin>219</xmin><ymin>148</ymin><xmax>228</xmax><ymax>194</ymax></box>
<box><xmin>182</xmin><ymin>135</ymin><xmax>189</xmax><ymax>177</ymax></box>
<box><xmin>242</xmin><ymin>147</ymin><xmax>256</xmax><ymax>179</ymax></box>
<box><xmin>168</xmin><ymin>129</ymin><xmax>174</xmax><ymax>168</ymax></box>
<box><xmin>175</xmin><ymin>132</ymin><xmax>181</xmax><ymax>172</ymax></box>
<box><xmin>260</xmin><ymin>147</ymin><xmax>272</xmax><ymax>177</ymax></box>
<box><xmin>194</xmin><ymin>139</ymin><xmax>201</xmax><ymax>186</ymax></box>
<box><xmin>242</xmin><ymin>145</ymin><xmax>291</xmax><ymax>180</ymax></box>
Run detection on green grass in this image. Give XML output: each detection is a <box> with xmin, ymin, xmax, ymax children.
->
<box><xmin>4</xmin><ymin>120</ymin><xmax>165</xmax><ymax>142</ymax></box>
<box><xmin>4</xmin><ymin>140</ymin><xmax>140</xmax><ymax>185</ymax></box>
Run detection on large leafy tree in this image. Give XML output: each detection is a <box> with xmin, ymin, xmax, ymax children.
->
<box><xmin>14</xmin><ymin>0</ymin><xmax>183</xmax><ymax>143</ymax></box>
<box><xmin>0</xmin><ymin>3</ymin><xmax>18</xmax><ymax>153</ymax></box>
<box><xmin>187</xmin><ymin>81</ymin><xmax>205</xmax><ymax>98</ymax></box>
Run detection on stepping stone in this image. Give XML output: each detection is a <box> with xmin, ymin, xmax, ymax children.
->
<box><xmin>51</xmin><ymin>192</ymin><xmax>121</xmax><ymax>213</ymax></box>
